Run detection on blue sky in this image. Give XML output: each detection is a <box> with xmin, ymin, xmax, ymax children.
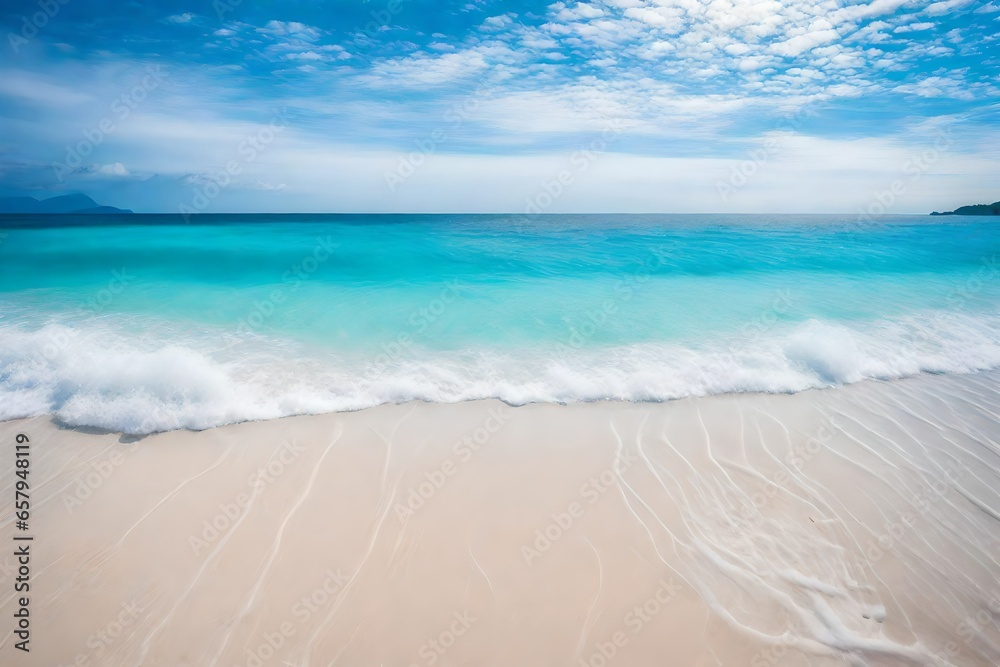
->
<box><xmin>0</xmin><ymin>0</ymin><xmax>997</xmax><ymax>213</ymax></box>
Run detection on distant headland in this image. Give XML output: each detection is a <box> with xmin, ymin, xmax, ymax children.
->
<box><xmin>930</xmin><ymin>201</ymin><xmax>1000</xmax><ymax>216</ymax></box>
<box><xmin>0</xmin><ymin>193</ymin><xmax>132</xmax><ymax>214</ymax></box>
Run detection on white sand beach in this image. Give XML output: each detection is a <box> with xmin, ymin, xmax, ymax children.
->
<box><xmin>2</xmin><ymin>371</ymin><xmax>999</xmax><ymax>666</ymax></box>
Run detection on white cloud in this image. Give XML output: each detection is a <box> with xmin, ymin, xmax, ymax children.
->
<box><xmin>623</xmin><ymin>7</ymin><xmax>684</xmax><ymax>31</ymax></box>
<box><xmin>483</xmin><ymin>14</ymin><xmax>516</xmax><ymax>30</ymax></box>
<box><xmin>286</xmin><ymin>51</ymin><xmax>324</xmax><ymax>62</ymax></box>
<box><xmin>219</xmin><ymin>132</ymin><xmax>997</xmax><ymax>214</ymax></box>
<box><xmin>829</xmin><ymin>0</ymin><xmax>912</xmax><ymax>23</ymax></box>
<box><xmin>257</xmin><ymin>20</ymin><xmax>323</xmax><ymax>42</ymax></box>
<box><xmin>74</xmin><ymin>162</ymin><xmax>131</xmax><ymax>178</ymax></box>
<box><xmin>895</xmin><ymin>75</ymin><xmax>975</xmax><ymax>100</ymax></box>
<box><xmin>924</xmin><ymin>0</ymin><xmax>974</xmax><ymax>15</ymax></box>
<box><xmin>894</xmin><ymin>21</ymin><xmax>936</xmax><ymax>32</ymax></box>
<box><xmin>365</xmin><ymin>44</ymin><xmax>514</xmax><ymax>87</ymax></box>
<box><xmin>0</xmin><ymin>70</ymin><xmax>92</xmax><ymax>106</ymax></box>
<box><xmin>3</xmin><ymin>0</ymin><xmax>996</xmax><ymax>214</ymax></box>
<box><xmin>355</xmin><ymin>0</ymin><xmax>992</xmax><ymax>122</ymax></box>
<box><xmin>771</xmin><ymin>30</ymin><xmax>841</xmax><ymax>58</ymax></box>
<box><xmin>242</xmin><ymin>179</ymin><xmax>287</xmax><ymax>191</ymax></box>
<box><xmin>555</xmin><ymin>3</ymin><xmax>606</xmax><ymax>21</ymax></box>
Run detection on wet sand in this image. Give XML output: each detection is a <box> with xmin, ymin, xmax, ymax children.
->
<box><xmin>1</xmin><ymin>371</ymin><xmax>999</xmax><ymax>666</ymax></box>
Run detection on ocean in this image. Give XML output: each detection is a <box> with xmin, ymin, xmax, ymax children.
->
<box><xmin>1</xmin><ymin>213</ymin><xmax>998</xmax><ymax>433</ymax></box>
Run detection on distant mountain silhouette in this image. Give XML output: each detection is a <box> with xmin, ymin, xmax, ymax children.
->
<box><xmin>930</xmin><ymin>201</ymin><xmax>1000</xmax><ymax>216</ymax></box>
<box><xmin>0</xmin><ymin>193</ymin><xmax>132</xmax><ymax>214</ymax></box>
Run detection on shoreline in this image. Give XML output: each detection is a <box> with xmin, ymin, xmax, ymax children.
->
<box><xmin>1</xmin><ymin>370</ymin><xmax>999</xmax><ymax>665</ymax></box>
<box><xmin>11</xmin><ymin>366</ymin><xmax>1000</xmax><ymax>439</ymax></box>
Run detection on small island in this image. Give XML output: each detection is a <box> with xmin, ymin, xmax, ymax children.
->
<box><xmin>931</xmin><ymin>201</ymin><xmax>1000</xmax><ymax>216</ymax></box>
<box><xmin>0</xmin><ymin>193</ymin><xmax>132</xmax><ymax>214</ymax></box>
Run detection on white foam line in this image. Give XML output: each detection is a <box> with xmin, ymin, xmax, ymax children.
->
<box><xmin>694</xmin><ymin>404</ymin><xmax>749</xmax><ymax>502</ymax></box>
<box><xmin>956</xmin><ymin>486</ymin><xmax>1000</xmax><ymax>523</ymax></box>
<box><xmin>873</xmin><ymin>391</ymin><xmax>998</xmax><ymax>486</ymax></box>
<box><xmin>134</xmin><ymin>439</ymin><xmax>290</xmax><ymax>665</ymax></box>
<box><xmin>664</xmin><ymin>403</ymin><xmax>940</xmax><ymax>662</ymax></box>
<box><xmin>748</xmin><ymin>409</ymin><xmax>828</xmax><ymax>510</ymax></box>
<box><xmin>316</xmin><ymin>621</ymin><xmax>363</xmax><ymax>667</ymax></box>
<box><xmin>913</xmin><ymin>383</ymin><xmax>1000</xmax><ymax>458</ymax></box>
<box><xmin>607</xmin><ymin>421</ymin><xmax>692</xmax><ymax>583</ymax></box>
<box><xmin>386</xmin><ymin>524</ymin><xmax>417</xmax><ymax>581</ymax></box>
<box><xmin>833</xmin><ymin>397</ymin><xmax>993</xmax><ymax>625</ymax></box>
<box><xmin>0</xmin><ymin>440</ymin><xmax>122</xmax><ymax>528</ymax></box>
<box><xmin>803</xmin><ymin>591</ymin><xmax>949</xmax><ymax>667</ymax></box>
<box><xmin>771</xmin><ymin>406</ymin><xmax>917</xmax><ymax>629</ymax></box>
<box><xmin>617</xmin><ymin>460</ymin><xmax>826</xmax><ymax>655</ymax></box>
<box><xmin>467</xmin><ymin>539</ymin><xmax>495</xmax><ymax>601</ymax></box>
<box><xmin>110</xmin><ymin>442</ymin><xmax>237</xmax><ymax>553</ymax></box>
<box><xmin>299</xmin><ymin>406</ymin><xmax>416</xmax><ymax>667</ymax></box>
<box><xmin>209</xmin><ymin>425</ymin><xmax>342</xmax><ymax>667</ymax></box>
<box><xmin>837</xmin><ymin>397</ymin><xmax>1000</xmax><ymax>577</ymax></box>
<box><xmin>850</xmin><ymin>392</ymin><xmax>975</xmax><ymax>492</ymax></box>
<box><xmin>616</xmin><ymin>418</ymin><xmax>869</xmax><ymax>658</ymax></box>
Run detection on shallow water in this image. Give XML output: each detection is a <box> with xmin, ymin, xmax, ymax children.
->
<box><xmin>1</xmin><ymin>213</ymin><xmax>998</xmax><ymax>432</ymax></box>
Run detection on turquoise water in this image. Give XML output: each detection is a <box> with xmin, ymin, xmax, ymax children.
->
<box><xmin>1</xmin><ymin>213</ymin><xmax>999</xmax><ymax>432</ymax></box>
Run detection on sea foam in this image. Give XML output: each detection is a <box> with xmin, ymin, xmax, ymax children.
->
<box><xmin>2</xmin><ymin>311</ymin><xmax>999</xmax><ymax>434</ymax></box>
